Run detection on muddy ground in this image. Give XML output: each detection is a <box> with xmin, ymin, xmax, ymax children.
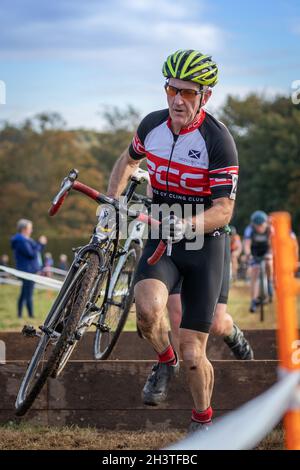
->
<box><xmin>0</xmin><ymin>424</ymin><xmax>284</xmax><ymax>450</ymax></box>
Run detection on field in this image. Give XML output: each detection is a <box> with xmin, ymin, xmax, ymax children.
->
<box><xmin>2</xmin><ymin>280</ymin><xmax>297</xmax><ymax>331</ymax></box>
<box><xmin>0</xmin><ymin>281</ymin><xmax>297</xmax><ymax>451</ymax></box>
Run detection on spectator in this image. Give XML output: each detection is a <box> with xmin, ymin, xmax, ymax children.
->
<box><xmin>0</xmin><ymin>254</ymin><xmax>10</xmax><ymax>280</ymax></box>
<box><xmin>11</xmin><ymin>219</ymin><xmax>47</xmax><ymax>318</ymax></box>
<box><xmin>43</xmin><ymin>252</ymin><xmax>54</xmax><ymax>277</ymax></box>
<box><xmin>0</xmin><ymin>254</ymin><xmax>9</xmax><ymax>266</ymax></box>
<box><xmin>58</xmin><ymin>254</ymin><xmax>69</xmax><ymax>271</ymax></box>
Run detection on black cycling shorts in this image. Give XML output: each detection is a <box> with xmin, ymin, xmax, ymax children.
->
<box><xmin>169</xmin><ymin>234</ymin><xmax>230</xmax><ymax>304</ymax></box>
<box><xmin>134</xmin><ymin>234</ymin><xmax>226</xmax><ymax>333</ymax></box>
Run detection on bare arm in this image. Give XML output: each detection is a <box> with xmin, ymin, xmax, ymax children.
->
<box><xmin>243</xmin><ymin>238</ymin><xmax>251</xmax><ymax>256</ymax></box>
<box><xmin>192</xmin><ymin>197</ymin><xmax>235</xmax><ymax>234</ymax></box>
<box><xmin>107</xmin><ymin>147</ymin><xmax>142</xmax><ymax>198</ymax></box>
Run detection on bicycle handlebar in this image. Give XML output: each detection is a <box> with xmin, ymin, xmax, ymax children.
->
<box><xmin>147</xmin><ymin>240</ymin><xmax>167</xmax><ymax>265</ymax></box>
<box><xmin>48</xmin><ymin>170</ymin><xmax>167</xmax><ymax>265</ymax></box>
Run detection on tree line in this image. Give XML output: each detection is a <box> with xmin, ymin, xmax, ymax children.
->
<box><xmin>0</xmin><ymin>95</ymin><xmax>299</xmax><ymax>251</ymax></box>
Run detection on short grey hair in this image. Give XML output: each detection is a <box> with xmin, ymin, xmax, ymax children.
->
<box><xmin>17</xmin><ymin>218</ymin><xmax>32</xmax><ymax>232</ymax></box>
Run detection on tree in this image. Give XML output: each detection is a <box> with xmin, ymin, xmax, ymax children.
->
<box><xmin>219</xmin><ymin>95</ymin><xmax>300</xmax><ymax>234</ymax></box>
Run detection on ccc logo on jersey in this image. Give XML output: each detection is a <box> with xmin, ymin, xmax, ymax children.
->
<box><xmin>147</xmin><ymin>154</ymin><xmax>210</xmax><ymax>196</ymax></box>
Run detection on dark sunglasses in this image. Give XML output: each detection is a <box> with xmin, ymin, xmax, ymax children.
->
<box><xmin>164</xmin><ymin>84</ymin><xmax>202</xmax><ymax>100</ymax></box>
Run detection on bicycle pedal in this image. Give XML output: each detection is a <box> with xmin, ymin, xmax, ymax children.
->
<box><xmin>22</xmin><ymin>325</ymin><xmax>37</xmax><ymax>338</ymax></box>
<box><xmin>98</xmin><ymin>323</ymin><xmax>110</xmax><ymax>332</ymax></box>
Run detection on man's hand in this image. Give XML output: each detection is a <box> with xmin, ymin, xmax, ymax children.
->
<box><xmin>161</xmin><ymin>215</ymin><xmax>189</xmax><ymax>243</ymax></box>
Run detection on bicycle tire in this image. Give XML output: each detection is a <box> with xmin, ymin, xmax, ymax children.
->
<box><xmin>94</xmin><ymin>241</ymin><xmax>141</xmax><ymax>360</ymax></box>
<box><xmin>259</xmin><ymin>261</ymin><xmax>268</xmax><ymax>322</ymax></box>
<box><xmin>15</xmin><ymin>252</ymin><xmax>100</xmax><ymax>416</ymax></box>
<box><xmin>52</xmin><ymin>253</ymin><xmax>110</xmax><ymax>378</ymax></box>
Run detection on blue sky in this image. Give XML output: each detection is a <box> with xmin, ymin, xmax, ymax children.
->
<box><xmin>0</xmin><ymin>0</ymin><xmax>299</xmax><ymax>129</ymax></box>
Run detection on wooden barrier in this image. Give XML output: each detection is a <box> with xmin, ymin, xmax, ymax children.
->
<box><xmin>0</xmin><ymin>330</ymin><xmax>281</xmax><ymax>361</ymax></box>
<box><xmin>0</xmin><ymin>360</ymin><xmax>278</xmax><ymax>430</ymax></box>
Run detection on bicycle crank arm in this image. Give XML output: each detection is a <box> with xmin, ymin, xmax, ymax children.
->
<box><xmin>95</xmin><ymin>323</ymin><xmax>111</xmax><ymax>332</ymax></box>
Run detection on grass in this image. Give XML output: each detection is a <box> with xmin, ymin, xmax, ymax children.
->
<box><xmin>0</xmin><ymin>422</ymin><xmax>284</xmax><ymax>450</ymax></box>
<box><xmin>0</xmin><ymin>281</ymin><xmax>299</xmax><ymax>331</ymax></box>
<box><xmin>0</xmin><ymin>282</ymin><xmax>291</xmax><ymax>451</ymax></box>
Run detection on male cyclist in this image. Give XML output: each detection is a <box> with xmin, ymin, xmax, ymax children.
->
<box><xmin>107</xmin><ymin>49</ymin><xmax>238</xmax><ymax>432</ymax></box>
<box><xmin>244</xmin><ymin>210</ymin><xmax>273</xmax><ymax>313</ymax></box>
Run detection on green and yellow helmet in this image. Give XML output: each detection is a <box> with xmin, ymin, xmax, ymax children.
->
<box><xmin>162</xmin><ymin>49</ymin><xmax>218</xmax><ymax>87</ymax></box>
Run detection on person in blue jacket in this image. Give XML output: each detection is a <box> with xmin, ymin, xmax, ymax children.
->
<box><xmin>11</xmin><ymin>219</ymin><xmax>47</xmax><ymax>318</ymax></box>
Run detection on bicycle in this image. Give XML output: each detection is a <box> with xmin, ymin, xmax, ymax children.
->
<box><xmin>15</xmin><ymin>168</ymin><xmax>163</xmax><ymax>416</ymax></box>
<box><xmin>93</xmin><ymin>192</ymin><xmax>152</xmax><ymax>359</ymax></box>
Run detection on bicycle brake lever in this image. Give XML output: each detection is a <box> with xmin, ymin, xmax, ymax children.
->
<box><xmin>167</xmin><ymin>237</ymin><xmax>173</xmax><ymax>256</ymax></box>
<box><xmin>52</xmin><ymin>169</ymin><xmax>79</xmax><ymax>205</ymax></box>
<box><xmin>52</xmin><ymin>179</ymin><xmax>73</xmax><ymax>205</ymax></box>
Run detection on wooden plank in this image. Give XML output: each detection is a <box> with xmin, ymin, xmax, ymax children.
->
<box><xmin>1</xmin><ymin>360</ymin><xmax>278</xmax><ymax>412</ymax></box>
<box><xmin>47</xmin><ymin>360</ymin><xmax>278</xmax><ymax>411</ymax></box>
<box><xmin>0</xmin><ymin>330</ymin><xmax>280</xmax><ymax>360</ymax></box>
<box><xmin>0</xmin><ymin>361</ymin><xmax>47</xmax><ymax>410</ymax></box>
<box><xmin>0</xmin><ymin>360</ymin><xmax>279</xmax><ymax>430</ymax></box>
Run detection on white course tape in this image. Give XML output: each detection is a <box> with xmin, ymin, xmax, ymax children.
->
<box><xmin>0</xmin><ymin>265</ymin><xmax>128</xmax><ymax>295</ymax></box>
<box><xmin>0</xmin><ymin>265</ymin><xmax>63</xmax><ymax>290</ymax></box>
<box><xmin>0</xmin><ymin>276</ymin><xmax>59</xmax><ymax>291</ymax></box>
<box><xmin>167</xmin><ymin>370</ymin><xmax>300</xmax><ymax>450</ymax></box>
<box><xmin>42</xmin><ymin>266</ymin><xmax>68</xmax><ymax>276</ymax></box>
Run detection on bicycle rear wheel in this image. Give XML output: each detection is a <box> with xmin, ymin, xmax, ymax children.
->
<box><xmin>94</xmin><ymin>241</ymin><xmax>141</xmax><ymax>359</ymax></box>
<box><xmin>15</xmin><ymin>252</ymin><xmax>100</xmax><ymax>416</ymax></box>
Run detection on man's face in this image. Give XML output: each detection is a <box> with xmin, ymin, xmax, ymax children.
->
<box><xmin>166</xmin><ymin>78</ymin><xmax>211</xmax><ymax>128</ymax></box>
<box><xmin>254</xmin><ymin>222</ymin><xmax>268</xmax><ymax>233</ymax></box>
<box><xmin>23</xmin><ymin>223</ymin><xmax>33</xmax><ymax>237</ymax></box>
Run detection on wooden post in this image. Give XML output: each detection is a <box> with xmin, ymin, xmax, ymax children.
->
<box><xmin>271</xmin><ymin>211</ymin><xmax>300</xmax><ymax>450</ymax></box>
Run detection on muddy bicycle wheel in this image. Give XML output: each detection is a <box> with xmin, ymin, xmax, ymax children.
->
<box><xmin>15</xmin><ymin>252</ymin><xmax>100</xmax><ymax>416</ymax></box>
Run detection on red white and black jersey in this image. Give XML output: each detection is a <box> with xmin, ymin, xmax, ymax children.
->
<box><xmin>129</xmin><ymin>108</ymin><xmax>238</xmax><ymax>209</ymax></box>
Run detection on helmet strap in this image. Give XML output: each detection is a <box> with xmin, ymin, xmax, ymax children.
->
<box><xmin>196</xmin><ymin>93</ymin><xmax>204</xmax><ymax>114</ymax></box>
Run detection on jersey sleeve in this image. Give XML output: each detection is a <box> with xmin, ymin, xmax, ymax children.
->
<box><xmin>244</xmin><ymin>225</ymin><xmax>253</xmax><ymax>239</ymax></box>
<box><xmin>129</xmin><ymin>109</ymin><xmax>169</xmax><ymax>160</ymax></box>
<box><xmin>208</xmin><ymin>122</ymin><xmax>239</xmax><ymax>200</ymax></box>
<box><xmin>128</xmin><ymin>114</ymin><xmax>151</xmax><ymax>160</ymax></box>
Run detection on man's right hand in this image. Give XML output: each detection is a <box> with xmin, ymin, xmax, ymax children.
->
<box><xmin>161</xmin><ymin>215</ymin><xmax>188</xmax><ymax>243</ymax></box>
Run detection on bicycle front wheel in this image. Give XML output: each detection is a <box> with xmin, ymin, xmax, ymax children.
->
<box><xmin>94</xmin><ymin>241</ymin><xmax>141</xmax><ymax>359</ymax></box>
<box><xmin>15</xmin><ymin>252</ymin><xmax>100</xmax><ymax>416</ymax></box>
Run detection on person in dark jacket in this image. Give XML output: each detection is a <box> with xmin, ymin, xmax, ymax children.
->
<box><xmin>11</xmin><ymin>219</ymin><xmax>47</xmax><ymax>318</ymax></box>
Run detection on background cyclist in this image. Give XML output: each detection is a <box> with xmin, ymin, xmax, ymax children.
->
<box><xmin>243</xmin><ymin>210</ymin><xmax>273</xmax><ymax>313</ymax></box>
<box><xmin>166</xmin><ymin>230</ymin><xmax>253</xmax><ymax>360</ymax></box>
